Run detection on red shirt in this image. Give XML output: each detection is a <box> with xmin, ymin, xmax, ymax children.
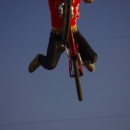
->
<box><xmin>48</xmin><ymin>0</ymin><xmax>80</xmax><ymax>28</ymax></box>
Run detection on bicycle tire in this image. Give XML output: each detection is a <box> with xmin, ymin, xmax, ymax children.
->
<box><xmin>73</xmin><ymin>59</ymin><xmax>83</xmax><ymax>101</ymax></box>
<box><xmin>62</xmin><ymin>0</ymin><xmax>72</xmax><ymax>42</ymax></box>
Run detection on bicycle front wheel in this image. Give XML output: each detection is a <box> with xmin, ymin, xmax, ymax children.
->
<box><xmin>73</xmin><ymin>59</ymin><xmax>83</xmax><ymax>101</ymax></box>
<box><xmin>62</xmin><ymin>0</ymin><xmax>72</xmax><ymax>42</ymax></box>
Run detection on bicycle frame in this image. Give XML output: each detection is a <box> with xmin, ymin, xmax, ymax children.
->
<box><xmin>59</xmin><ymin>0</ymin><xmax>84</xmax><ymax>101</ymax></box>
<box><xmin>66</xmin><ymin>27</ymin><xmax>84</xmax><ymax>77</ymax></box>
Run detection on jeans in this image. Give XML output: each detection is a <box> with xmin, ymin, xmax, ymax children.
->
<box><xmin>38</xmin><ymin>30</ymin><xmax>98</xmax><ymax>70</ymax></box>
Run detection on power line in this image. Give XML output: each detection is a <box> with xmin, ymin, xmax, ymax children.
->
<box><xmin>0</xmin><ymin>114</ymin><xmax>130</xmax><ymax>127</ymax></box>
<box><xmin>0</xmin><ymin>44</ymin><xmax>44</xmax><ymax>49</ymax></box>
<box><xmin>0</xmin><ymin>35</ymin><xmax>130</xmax><ymax>50</ymax></box>
<box><xmin>89</xmin><ymin>35</ymin><xmax>130</xmax><ymax>41</ymax></box>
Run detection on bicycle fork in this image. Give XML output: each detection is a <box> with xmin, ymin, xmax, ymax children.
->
<box><xmin>68</xmin><ymin>28</ymin><xmax>83</xmax><ymax>77</ymax></box>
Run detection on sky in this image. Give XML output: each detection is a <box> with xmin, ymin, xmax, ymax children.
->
<box><xmin>0</xmin><ymin>0</ymin><xmax>130</xmax><ymax>130</ymax></box>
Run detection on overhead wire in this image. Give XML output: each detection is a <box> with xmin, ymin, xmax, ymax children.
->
<box><xmin>0</xmin><ymin>35</ymin><xmax>130</xmax><ymax>50</ymax></box>
<box><xmin>88</xmin><ymin>35</ymin><xmax>130</xmax><ymax>41</ymax></box>
<box><xmin>0</xmin><ymin>114</ymin><xmax>130</xmax><ymax>126</ymax></box>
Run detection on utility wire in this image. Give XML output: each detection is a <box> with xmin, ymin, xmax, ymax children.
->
<box><xmin>0</xmin><ymin>35</ymin><xmax>130</xmax><ymax>50</ymax></box>
<box><xmin>0</xmin><ymin>44</ymin><xmax>44</xmax><ymax>49</ymax></box>
<box><xmin>0</xmin><ymin>114</ymin><xmax>130</xmax><ymax>126</ymax></box>
<box><xmin>89</xmin><ymin>35</ymin><xmax>130</xmax><ymax>41</ymax></box>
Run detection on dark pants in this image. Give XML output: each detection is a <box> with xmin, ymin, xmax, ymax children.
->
<box><xmin>38</xmin><ymin>30</ymin><xmax>98</xmax><ymax>70</ymax></box>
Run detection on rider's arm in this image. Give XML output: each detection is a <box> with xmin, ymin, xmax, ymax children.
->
<box><xmin>83</xmin><ymin>0</ymin><xmax>93</xmax><ymax>4</ymax></box>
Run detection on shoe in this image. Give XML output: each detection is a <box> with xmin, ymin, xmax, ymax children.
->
<box><xmin>28</xmin><ymin>54</ymin><xmax>41</xmax><ymax>73</ymax></box>
<box><xmin>83</xmin><ymin>61</ymin><xmax>95</xmax><ymax>72</ymax></box>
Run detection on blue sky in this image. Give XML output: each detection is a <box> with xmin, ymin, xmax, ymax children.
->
<box><xmin>0</xmin><ymin>0</ymin><xmax>130</xmax><ymax>130</ymax></box>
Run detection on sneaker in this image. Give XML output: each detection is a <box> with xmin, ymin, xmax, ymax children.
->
<box><xmin>83</xmin><ymin>61</ymin><xmax>95</xmax><ymax>72</ymax></box>
<box><xmin>28</xmin><ymin>54</ymin><xmax>41</xmax><ymax>73</ymax></box>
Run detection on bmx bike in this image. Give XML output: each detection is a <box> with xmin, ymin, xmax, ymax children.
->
<box><xmin>59</xmin><ymin>0</ymin><xmax>84</xmax><ymax>101</ymax></box>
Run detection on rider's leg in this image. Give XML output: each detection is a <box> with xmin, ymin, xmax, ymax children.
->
<box><xmin>38</xmin><ymin>32</ymin><xmax>64</xmax><ymax>70</ymax></box>
<box><xmin>73</xmin><ymin>30</ymin><xmax>98</xmax><ymax>72</ymax></box>
<box><xmin>73</xmin><ymin>30</ymin><xmax>97</xmax><ymax>63</ymax></box>
<box><xmin>28</xmin><ymin>32</ymin><xmax>64</xmax><ymax>73</ymax></box>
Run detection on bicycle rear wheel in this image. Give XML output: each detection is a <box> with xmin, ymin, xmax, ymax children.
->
<box><xmin>62</xmin><ymin>0</ymin><xmax>72</xmax><ymax>42</ymax></box>
<box><xmin>73</xmin><ymin>59</ymin><xmax>83</xmax><ymax>101</ymax></box>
